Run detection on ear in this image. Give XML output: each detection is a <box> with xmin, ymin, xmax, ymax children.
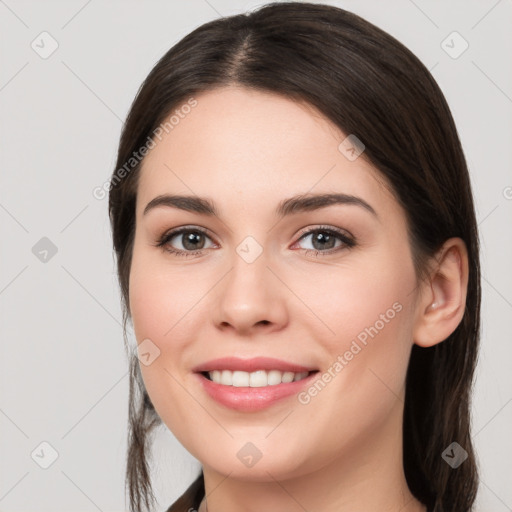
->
<box><xmin>413</xmin><ymin>237</ymin><xmax>469</xmax><ymax>348</ymax></box>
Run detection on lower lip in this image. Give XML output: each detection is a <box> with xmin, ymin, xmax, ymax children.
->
<box><xmin>195</xmin><ymin>371</ymin><xmax>318</xmax><ymax>412</ymax></box>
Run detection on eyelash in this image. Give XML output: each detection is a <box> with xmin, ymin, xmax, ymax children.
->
<box><xmin>154</xmin><ymin>225</ymin><xmax>356</xmax><ymax>258</ymax></box>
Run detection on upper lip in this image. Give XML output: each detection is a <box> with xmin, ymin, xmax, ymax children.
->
<box><xmin>192</xmin><ymin>357</ymin><xmax>317</xmax><ymax>374</ymax></box>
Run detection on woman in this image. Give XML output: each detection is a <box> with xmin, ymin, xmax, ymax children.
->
<box><xmin>108</xmin><ymin>3</ymin><xmax>480</xmax><ymax>511</ymax></box>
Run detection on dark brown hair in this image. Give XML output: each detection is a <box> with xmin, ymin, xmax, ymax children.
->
<box><xmin>108</xmin><ymin>3</ymin><xmax>481</xmax><ymax>511</ymax></box>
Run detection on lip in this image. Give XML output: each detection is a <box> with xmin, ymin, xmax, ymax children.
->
<box><xmin>194</xmin><ymin>369</ymin><xmax>319</xmax><ymax>412</ymax></box>
<box><xmin>191</xmin><ymin>356</ymin><xmax>317</xmax><ymax>373</ymax></box>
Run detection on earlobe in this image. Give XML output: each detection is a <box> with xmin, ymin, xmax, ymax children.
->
<box><xmin>413</xmin><ymin>238</ymin><xmax>469</xmax><ymax>348</ymax></box>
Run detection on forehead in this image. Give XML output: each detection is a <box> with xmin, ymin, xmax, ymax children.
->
<box><xmin>136</xmin><ymin>86</ymin><xmax>396</xmax><ymax>219</ymax></box>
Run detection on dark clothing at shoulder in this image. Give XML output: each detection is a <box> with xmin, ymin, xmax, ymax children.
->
<box><xmin>166</xmin><ymin>472</ymin><xmax>205</xmax><ymax>512</ymax></box>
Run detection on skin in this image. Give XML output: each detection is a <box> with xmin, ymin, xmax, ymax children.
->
<box><xmin>128</xmin><ymin>86</ymin><xmax>468</xmax><ymax>512</ymax></box>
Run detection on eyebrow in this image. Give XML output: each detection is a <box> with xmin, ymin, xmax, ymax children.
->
<box><xmin>143</xmin><ymin>193</ymin><xmax>378</xmax><ymax>219</ymax></box>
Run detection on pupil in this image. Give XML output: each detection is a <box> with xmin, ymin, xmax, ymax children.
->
<box><xmin>183</xmin><ymin>232</ymin><xmax>204</xmax><ymax>251</ymax></box>
<box><xmin>313</xmin><ymin>232</ymin><xmax>335</xmax><ymax>250</ymax></box>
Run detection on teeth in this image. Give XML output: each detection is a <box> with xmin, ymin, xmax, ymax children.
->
<box><xmin>207</xmin><ymin>369</ymin><xmax>310</xmax><ymax>387</ymax></box>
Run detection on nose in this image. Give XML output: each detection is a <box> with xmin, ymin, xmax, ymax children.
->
<box><xmin>212</xmin><ymin>246</ymin><xmax>288</xmax><ymax>336</ymax></box>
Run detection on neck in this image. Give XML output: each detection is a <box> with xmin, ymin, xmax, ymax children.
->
<box><xmin>197</xmin><ymin>402</ymin><xmax>426</xmax><ymax>512</ymax></box>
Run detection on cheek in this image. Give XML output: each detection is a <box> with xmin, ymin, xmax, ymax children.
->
<box><xmin>128</xmin><ymin>263</ymin><xmax>198</xmax><ymax>447</ymax></box>
<box><xmin>302</xmin><ymin>252</ymin><xmax>416</xmax><ymax>396</ymax></box>
<box><xmin>128</xmin><ymin>246</ymin><xmax>199</xmax><ymax>343</ymax></box>
<box><xmin>300</xmin><ymin>253</ymin><xmax>414</xmax><ymax>348</ymax></box>
<box><xmin>289</xmin><ymin>261</ymin><xmax>416</xmax><ymax>462</ymax></box>
<box><xmin>127</xmin><ymin>246</ymin><xmax>209</xmax><ymax>424</ymax></box>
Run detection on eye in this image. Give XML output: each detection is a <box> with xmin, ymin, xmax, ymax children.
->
<box><xmin>154</xmin><ymin>226</ymin><xmax>216</xmax><ymax>257</ymax></box>
<box><xmin>154</xmin><ymin>225</ymin><xmax>356</xmax><ymax>258</ymax></box>
<box><xmin>293</xmin><ymin>225</ymin><xmax>356</xmax><ymax>257</ymax></box>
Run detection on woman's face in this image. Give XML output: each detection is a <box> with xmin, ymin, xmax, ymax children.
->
<box><xmin>129</xmin><ymin>86</ymin><xmax>424</xmax><ymax>481</ymax></box>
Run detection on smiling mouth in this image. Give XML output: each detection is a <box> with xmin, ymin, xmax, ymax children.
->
<box><xmin>200</xmin><ymin>369</ymin><xmax>319</xmax><ymax>387</ymax></box>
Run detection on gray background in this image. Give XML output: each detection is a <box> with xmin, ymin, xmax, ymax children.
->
<box><xmin>1</xmin><ymin>0</ymin><xmax>511</xmax><ymax>510</ymax></box>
